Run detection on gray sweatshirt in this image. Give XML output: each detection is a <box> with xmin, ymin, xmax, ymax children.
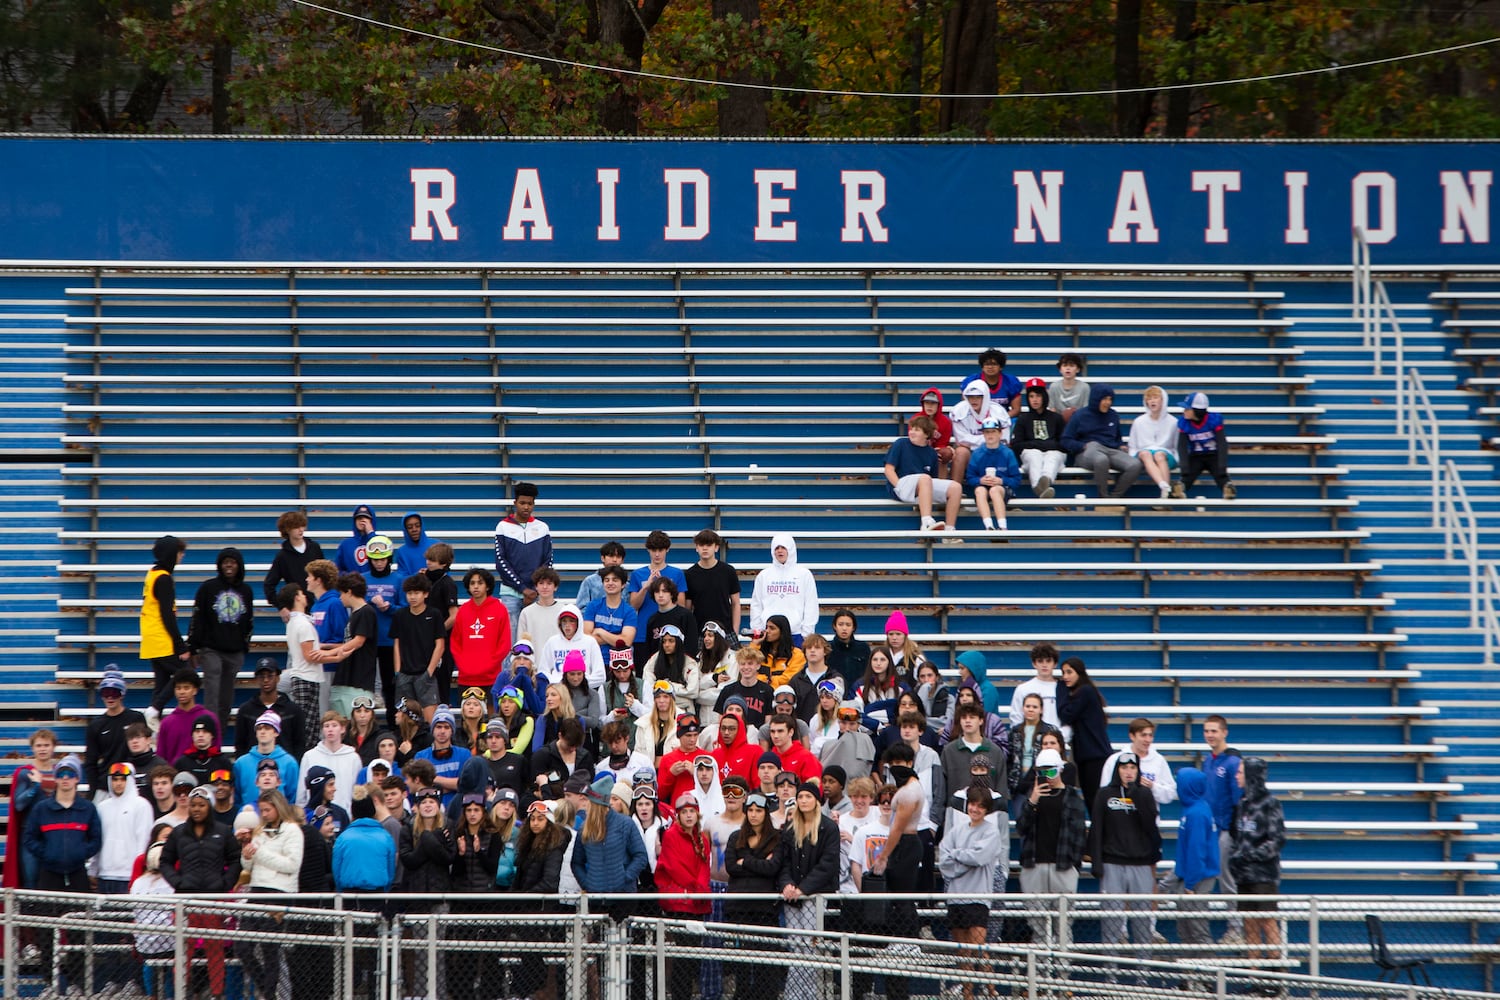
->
<box><xmin>937</xmin><ymin>817</ymin><xmax>1004</xmax><ymax>903</ymax></box>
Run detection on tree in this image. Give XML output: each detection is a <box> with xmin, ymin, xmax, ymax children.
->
<box><xmin>938</xmin><ymin>0</ymin><xmax>996</xmax><ymax>134</ymax></box>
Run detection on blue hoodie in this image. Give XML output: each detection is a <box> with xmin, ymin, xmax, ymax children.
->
<box><xmin>1173</xmin><ymin>767</ymin><xmax>1220</xmax><ymax>887</ymax></box>
<box><xmin>333</xmin><ymin>817</ymin><xmax>397</xmax><ymax>891</ymax></box>
<box><xmin>964</xmin><ymin>442</ymin><xmax>1021</xmax><ymax>491</ymax></box>
<box><xmin>361</xmin><ymin>559</ymin><xmax>407</xmax><ymax>648</ymax></box>
<box><xmin>395</xmin><ymin>511</ymin><xmax>439</xmax><ymax>579</ymax></box>
<box><xmin>1204</xmin><ymin>747</ymin><xmax>1244</xmax><ymax>831</ymax></box>
<box><xmin>233</xmin><ymin>744</ymin><xmax>300</xmax><ymax>808</ymax></box>
<box><xmin>1060</xmin><ymin>384</ymin><xmax>1122</xmax><ymax>456</ymax></box>
<box><xmin>955</xmin><ymin>650</ymin><xmax>1001</xmax><ymax>715</ymax></box>
<box><xmin>336</xmin><ymin>504</ymin><xmax>377</xmax><ymax>575</ymax></box>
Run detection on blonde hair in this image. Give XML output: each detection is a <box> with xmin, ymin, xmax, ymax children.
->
<box><xmin>489</xmin><ymin>801</ymin><xmax>517</xmax><ymax>841</ymax></box>
<box><xmin>790</xmin><ymin>798</ymin><xmax>822</xmax><ymax>847</ymax></box>
<box><xmin>1143</xmin><ymin>385</ymin><xmax>1165</xmax><ymax>405</ymax></box>
<box><xmin>548</xmin><ymin>685</ymin><xmax>578</xmax><ymax>722</ymax></box>
<box><xmin>582</xmin><ymin>800</ymin><xmax>610</xmax><ymax>844</ymax></box>
<box><xmin>736</xmin><ymin>647</ymin><xmax>765</xmax><ymax>667</ymax></box>
<box><xmin>412</xmin><ymin>800</ymin><xmax>447</xmax><ymax>837</ymax></box>
<box><xmin>257</xmin><ymin>789</ymin><xmax>302</xmax><ymax>826</ymax></box>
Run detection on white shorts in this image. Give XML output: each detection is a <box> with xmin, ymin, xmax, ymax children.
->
<box><xmin>894</xmin><ymin>473</ymin><xmax>953</xmax><ymax>504</ymax></box>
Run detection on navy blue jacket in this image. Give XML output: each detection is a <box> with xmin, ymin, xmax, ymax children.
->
<box><xmin>1060</xmin><ymin>384</ymin><xmax>1122</xmax><ymax>455</ymax></box>
<box><xmin>23</xmin><ymin>795</ymin><xmax>101</xmax><ymax>874</ymax></box>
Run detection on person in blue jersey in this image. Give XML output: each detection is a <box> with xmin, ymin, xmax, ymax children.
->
<box><xmin>360</xmin><ymin>535</ymin><xmax>407</xmax><ymax>725</ymax></box>
<box><xmin>964</xmin><ymin>417</ymin><xmax>1022</xmax><ymax>532</ymax></box>
<box><xmin>1061</xmin><ymin>383</ymin><xmax>1144</xmax><ymax>499</ymax></box>
<box><xmin>959</xmin><ymin>347</ymin><xmax>1025</xmax><ymax>418</ymax></box>
<box><xmin>885</xmin><ymin>414</ymin><xmax>961</xmax><ymax>534</ymax></box>
<box><xmin>335</xmin><ymin>504</ymin><xmax>378</xmax><ymax>574</ymax></box>
<box><xmin>395</xmin><ymin>511</ymin><xmax>440</xmax><ymax>578</ymax></box>
<box><xmin>1172</xmin><ymin>391</ymin><xmax>1237</xmax><ymax>501</ymax></box>
<box><xmin>494</xmin><ymin>482</ymin><xmax>554</xmax><ymax>621</ymax></box>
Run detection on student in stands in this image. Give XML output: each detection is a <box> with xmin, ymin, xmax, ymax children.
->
<box><xmin>122</xmin><ymin>722</ymin><xmax>169</xmax><ymax>794</ymax></box>
<box><xmin>517</xmin><ymin>566</ymin><xmax>564</xmax><ymax>650</ymax></box>
<box><xmin>422</xmin><ymin>542</ymin><xmax>461</xmax><ymax>705</ymax></box>
<box><xmin>627</xmin><ymin>530</ymin><xmax>688</xmax><ymax>626</ymax></box>
<box><xmin>960</xmin><ymin>347</ymin><xmax>1024</xmax><ymax>418</ymax></box>
<box><xmin>304</xmin><ymin>558</ymin><xmax>349</xmax><ymax>665</ymax></box>
<box><xmin>819</xmin><ymin>703</ymin><xmax>876</xmax><ymax>782</ymax></box>
<box><xmin>26</xmin><ymin>755</ymin><xmax>100</xmax><ymax>993</ymax></box>
<box><xmin>235</xmin><ymin>656</ymin><xmax>305</xmax><ymax>757</ymax></box>
<box><xmin>275</xmin><ymin>583</ymin><xmax>324</xmax><ymax>746</ymax></box>
<box><xmin>684</xmin><ymin>528</ymin><xmax>741</xmax><ymax>637</ymax></box>
<box><xmin>1048</xmin><ymin>353</ymin><xmax>1091</xmax><ymax>421</ymax></box>
<box><xmin>1089</xmin><ymin>752</ymin><xmax>1159</xmax><ymax>967</ymax></box>
<box><xmin>263</xmin><ymin>510</ymin><xmax>325</xmax><ymax>605</ymax></box>
<box><xmin>494</xmin><ymin>482</ymin><xmax>553</xmax><ymax>621</ymax></box>
<box><xmin>575</xmin><ymin>539</ymin><xmax>626</xmax><ymax>609</ymax></box>
<box><xmin>394</xmin><ymin>511</ymin><xmax>439</xmax><ymax>579</ymax></box>
<box><xmin>882</xmin><ymin>610</ymin><xmax>926</xmax><ymax>682</ymax></box>
<box><xmin>1204</xmin><ymin>714</ymin><xmax>1246</xmax><ymax>943</ymax></box>
<box><xmin>234</xmin><ymin>711</ymin><xmax>300</xmax><ymax>807</ymax></box>
<box><xmin>86</xmin><ymin>667</ymin><xmax>147</xmax><ymax>792</ymax></box>
<box><xmin>188</xmin><ymin>546</ymin><xmax>256</xmax><ymax>729</ymax></box>
<box><xmin>451</xmin><ymin>568</ymin><xmax>513</xmax><ymax>697</ymax></box>
<box><xmin>1157</xmin><ymin>766</ymin><xmax>1219</xmax><ymax>962</ymax></box>
<box><xmin>358</xmin><ymin>534</ymin><xmax>406</xmax><ymax>720</ymax></box>
<box><xmin>299</xmin><ymin>712</ymin><xmax>361</xmax><ymax>812</ymax></box>
<box><xmin>156</xmin><ymin>668</ymin><xmax>219</xmax><ymax>764</ymax></box>
<box><xmin>1016</xmin><ymin>746</ymin><xmax>1086</xmax><ymax>939</ymax></box>
<box><xmin>315</xmin><ymin>573</ymin><xmax>379</xmax><ymax>718</ymax></box>
<box><xmin>1103</xmin><ymin>717</ymin><xmax>1177</xmax><ymax>808</ymax></box>
<box><xmin>714</xmin><ymin>647</ymin><xmax>775</xmax><ymax>727</ymax></box>
<box><xmin>1056</xmin><ymin>657</ymin><xmax>1111</xmax><ymax>806</ymax></box>
<box><xmin>641</xmin><ymin>625</ymin><xmax>701</xmax><ymax>716</ymax></box>
<box><xmin>583</xmin><ymin>565</ymin><xmax>639</xmax><ymax>651</ymax></box>
<box><xmin>914</xmin><ymin>387</ymin><xmax>957</xmax><ymax>479</ymax></box>
<box><xmin>1174</xmin><ymin>391</ymin><xmax>1237</xmax><ymax>500</ymax></box>
<box><xmin>139</xmin><ymin>535</ymin><xmax>190</xmax><ymax>728</ymax></box>
<box><xmin>173</xmin><ymin>717</ymin><xmax>232</xmax><ymax>788</ymax></box>
<box><xmin>966</xmin><ymin>416</ymin><xmax>1021</xmax><ymax>531</ymax></box>
<box><xmin>1062</xmin><ymin>384</ymin><xmax>1144</xmax><ymax>499</ymax></box>
<box><xmin>1229</xmin><ymin>757</ymin><xmax>1286</xmax><ymax>966</ymax></box>
<box><xmin>160</xmin><ymin>786</ymin><xmax>237</xmax><ymax>999</ymax></box>
<box><xmin>789</xmin><ymin>635</ymin><xmax>835</xmax><ymax>723</ymax></box>
<box><xmin>1011</xmin><ymin>377</ymin><xmax>1068</xmax><ymax>500</ymax></box>
<box><xmin>827</xmin><ymin>609</ymin><xmax>870</xmax><ymax>689</ymax></box>
<box><xmin>938</xmin><ymin>783</ymin><xmax>1006</xmax><ymax>1000</ymax></box>
<box><xmin>391</xmin><ymin>573</ymin><xmax>446</xmax><ymax>724</ymax></box>
<box><xmin>696</xmin><ymin>622</ymin><xmax>737</xmax><ymax>724</ymax></box>
<box><xmin>638</xmin><ymin>577</ymin><xmax>700</xmax><ymax>667</ymax></box>
<box><xmin>758</xmin><ymin>614</ymin><xmax>806</xmax><ymax>687</ymax></box>
<box><xmin>1006</xmin><ymin>694</ymin><xmax>1060</xmax><ymax>818</ymax></box>
<box><xmin>778</xmin><ymin>779</ymin><xmax>841</xmax><ymax>1000</ymax></box>
<box><xmin>885</xmin><ymin>414</ymin><xmax>962</xmax><ymax>534</ymax></box>
<box><xmin>1009</xmin><ymin>642</ymin><xmax>1063</xmax><ymax>732</ymax></box>
<box><xmin>950</xmin><ymin>380</ymin><xmax>1005</xmax><ymax>483</ymax></box>
<box><xmin>335</xmin><ymin>504</ymin><xmax>379</xmax><ymax>574</ymax></box>
<box><xmin>750</xmin><ymin>533</ymin><xmax>820</xmax><ymax>643</ymax></box>
<box><xmin>1127</xmin><ymin>385</ymin><xmax>1181</xmax><ymax>500</ymax></box>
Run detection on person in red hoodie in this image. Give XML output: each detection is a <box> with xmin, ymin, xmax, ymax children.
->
<box><xmin>657</xmin><ymin>716</ymin><xmax>704</xmax><ymax>808</ymax></box>
<box><xmin>656</xmin><ymin>791</ymin><xmax>712</xmax><ymax>1000</ymax></box>
<box><xmin>914</xmin><ymin>387</ymin><xmax>957</xmax><ymax>479</ymax></box>
<box><xmin>450</xmin><ymin>568</ymin><xmax>512</xmax><ymax>694</ymax></box>
<box><xmin>768</xmin><ymin>713</ymin><xmax>823</xmax><ymax>783</ymax></box>
<box><xmin>712</xmin><ymin>709</ymin><xmax>762</xmax><ymax>787</ymax></box>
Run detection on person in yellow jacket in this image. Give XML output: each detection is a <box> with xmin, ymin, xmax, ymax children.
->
<box><xmin>140</xmin><ymin>536</ymin><xmax>190</xmax><ymax>729</ymax></box>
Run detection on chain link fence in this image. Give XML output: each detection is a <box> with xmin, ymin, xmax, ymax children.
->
<box><xmin>4</xmin><ymin>888</ymin><xmax>1500</xmax><ymax>998</ymax></box>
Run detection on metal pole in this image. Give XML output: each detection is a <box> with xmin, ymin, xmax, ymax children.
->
<box><xmin>3</xmin><ymin>889</ymin><xmax>17</xmax><ymax>1000</ymax></box>
<box><xmin>1308</xmin><ymin>897</ymin><xmax>1320</xmax><ymax>981</ymax></box>
<box><xmin>343</xmin><ymin>910</ymin><xmax>355</xmax><ymax>999</ymax></box>
<box><xmin>571</xmin><ymin>903</ymin><xmax>585</xmax><ymax>1000</ymax></box>
<box><xmin>1026</xmin><ymin>947</ymin><xmax>1037</xmax><ymax>999</ymax></box>
<box><xmin>385</xmin><ymin>916</ymin><xmax>400</xmax><ymax>1000</ymax></box>
<box><xmin>655</xmin><ymin>917</ymin><xmax>666</xmax><ymax>1000</ymax></box>
<box><xmin>173</xmin><ymin>900</ymin><xmax>188</xmax><ymax>1000</ymax></box>
<box><xmin>841</xmin><ymin>931</ymin><xmax>852</xmax><ymax>1000</ymax></box>
<box><xmin>1058</xmin><ymin>895</ymin><xmax>1071</xmax><ymax>953</ymax></box>
<box><xmin>427</xmin><ymin>913</ymin><xmax>438</xmax><ymax>1000</ymax></box>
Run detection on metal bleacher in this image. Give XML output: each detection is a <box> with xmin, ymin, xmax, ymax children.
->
<box><xmin>3</xmin><ymin>270</ymin><xmax>1496</xmax><ymax>901</ymax></box>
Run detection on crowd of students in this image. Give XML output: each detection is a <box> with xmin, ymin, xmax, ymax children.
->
<box><xmin>883</xmin><ymin>349</ymin><xmax>1236</xmax><ymax>534</ymax></box>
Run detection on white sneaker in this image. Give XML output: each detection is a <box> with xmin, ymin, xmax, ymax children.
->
<box><xmin>921</xmin><ymin>517</ymin><xmax>940</xmax><ymax>532</ymax></box>
<box><xmin>143</xmin><ymin>706</ymin><xmax>160</xmax><ymax>732</ymax></box>
<box><xmin>1159</xmin><ymin>484</ymin><xmax>1171</xmax><ymax>498</ymax></box>
<box><xmin>1219</xmin><ymin>928</ymin><xmax>1245</xmax><ymax>946</ymax></box>
<box><xmin>994</xmin><ymin>519</ymin><xmax>1007</xmax><ymax>532</ymax></box>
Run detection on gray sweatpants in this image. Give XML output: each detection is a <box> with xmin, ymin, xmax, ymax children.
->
<box><xmin>1076</xmin><ymin>441</ymin><xmax>1143</xmax><ymax>497</ymax></box>
<box><xmin>1157</xmin><ymin>874</ymin><xmax>1217</xmax><ymax>948</ymax></box>
<box><xmin>1099</xmin><ymin>864</ymin><xmax>1155</xmax><ymax>960</ymax></box>
<box><xmin>197</xmin><ymin>648</ymin><xmax>243</xmax><ymax>730</ymax></box>
<box><xmin>1018</xmin><ymin>865</ymin><xmax>1078</xmax><ymax>945</ymax></box>
<box><xmin>1218</xmin><ymin>830</ymin><xmax>1243</xmax><ymax>935</ymax></box>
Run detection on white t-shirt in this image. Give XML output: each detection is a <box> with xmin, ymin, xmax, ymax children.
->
<box><xmin>847</xmin><ymin>820</ymin><xmax>891</xmax><ymax>893</ymax></box>
<box><xmin>283</xmin><ymin>612</ymin><xmax>322</xmax><ymax>684</ymax></box>
<box><xmin>1009</xmin><ymin>677</ymin><xmax>1069</xmax><ymax>742</ymax></box>
<box><xmin>518</xmin><ymin>601</ymin><xmax>563</xmax><ymax>650</ymax></box>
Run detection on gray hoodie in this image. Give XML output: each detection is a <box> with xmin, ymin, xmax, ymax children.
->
<box><xmin>937</xmin><ymin>813</ymin><xmax>1004</xmax><ymax>903</ymax></box>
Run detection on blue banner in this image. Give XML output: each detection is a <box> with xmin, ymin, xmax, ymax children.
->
<box><xmin>0</xmin><ymin>137</ymin><xmax>1494</xmax><ymax>265</ymax></box>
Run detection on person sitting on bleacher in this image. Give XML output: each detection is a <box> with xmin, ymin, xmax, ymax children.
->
<box><xmin>914</xmin><ymin>387</ymin><xmax>958</xmax><ymax>480</ymax></box>
<box><xmin>884</xmin><ymin>415</ymin><xmax>962</xmax><ymax>534</ymax></box>
<box><xmin>951</xmin><ymin>380</ymin><xmax>1006</xmax><ymax>483</ymax></box>
<box><xmin>965</xmin><ymin>417</ymin><xmax>1021</xmax><ymax>532</ymax></box>
<box><xmin>1011</xmin><ymin>378</ymin><xmax>1067</xmax><ymax>500</ymax></box>
<box><xmin>1048</xmin><ymin>353</ymin><xmax>1091</xmax><ymax>422</ymax></box>
<box><xmin>1061</xmin><ymin>384</ymin><xmax>1144</xmax><ymax>499</ymax></box>
<box><xmin>1127</xmin><ymin>385</ymin><xmax>1180</xmax><ymax>500</ymax></box>
<box><xmin>960</xmin><ymin>347</ymin><xmax>1025</xmax><ymax>419</ymax></box>
<box><xmin>1173</xmin><ymin>392</ymin><xmax>1237</xmax><ymax>501</ymax></box>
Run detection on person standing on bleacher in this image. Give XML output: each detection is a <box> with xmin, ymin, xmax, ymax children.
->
<box><xmin>139</xmin><ymin>535</ymin><xmax>190</xmax><ymax>730</ymax></box>
<box><xmin>494</xmin><ymin>482</ymin><xmax>553</xmax><ymax>622</ymax></box>
<box><xmin>1203</xmin><ymin>714</ymin><xmax>1246</xmax><ymax>944</ymax></box>
<box><xmin>23</xmin><ymin>755</ymin><xmax>100</xmax><ymax>995</ymax></box>
<box><xmin>187</xmin><ymin>546</ymin><xmax>256</xmax><ymax>731</ymax></box>
<box><xmin>335</xmin><ymin>503</ymin><xmax>378</xmax><ymax>574</ymax></box>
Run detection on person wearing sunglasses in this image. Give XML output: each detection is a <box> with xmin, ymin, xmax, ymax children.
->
<box><xmin>86</xmin><ymin>667</ymin><xmax>148</xmax><ymax>792</ymax></box>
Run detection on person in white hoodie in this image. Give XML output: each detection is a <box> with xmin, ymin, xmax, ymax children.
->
<box><xmin>91</xmin><ymin>761</ymin><xmax>155</xmax><ymax>991</ymax></box>
<box><xmin>749</xmin><ymin>534</ymin><xmax>819</xmax><ymax>642</ymax></box>
<box><xmin>296</xmin><ymin>711</ymin><xmax>363</xmax><ymax>812</ymax></box>
<box><xmin>1126</xmin><ymin>385</ymin><xmax>1181</xmax><ymax>499</ymax></box>
<box><xmin>950</xmin><ymin>379</ymin><xmax>1009</xmax><ymax>474</ymax></box>
<box><xmin>130</xmin><ymin>841</ymin><xmax>176</xmax><ymax>996</ymax></box>
<box><xmin>539</xmin><ymin>605</ymin><xmax>607</xmax><ymax>690</ymax></box>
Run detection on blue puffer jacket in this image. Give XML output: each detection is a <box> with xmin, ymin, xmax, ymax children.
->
<box><xmin>493</xmin><ymin>825</ymin><xmax>520</xmax><ymax>888</ymax></box>
<box><xmin>333</xmin><ymin>817</ymin><xmax>397</xmax><ymax>891</ymax></box>
<box><xmin>571</xmin><ymin>809</ymin><xmax>648</xmax><ymax>894</ymax></box>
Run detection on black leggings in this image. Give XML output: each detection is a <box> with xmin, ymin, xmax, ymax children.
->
<box><xmin>726</xmin><ymin>904</ymin><xmax>787</xmax><ymax>1000</ymax></box>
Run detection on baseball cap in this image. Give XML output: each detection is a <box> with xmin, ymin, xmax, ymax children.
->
<box><xmin>254</xmin><ymin>657</ymin><xmax>282</xmax><ymax>674</ymax></box>
<box><xmin>921</xmin><ymin>389</ymin><xmax>941</xmax><ymax>402</ymax></box>
<box><xmin>1182</xmin><ymin>392</ymin><xmax>1210</xmax><ymax>410</ymax></box>
<box><xmin>495</xmin><ymin>787</ymin><xmax>520</xmax><ymax>805</ymax></box>
<box><xmin>961</xmin><ymin>381</ymin><xmax>988</xmax><ymax>397</ymax></box>
<box><xmin>981</xmin><ymin>418</ymin><xmax>1004</xmax><ymax>430</ymax></box>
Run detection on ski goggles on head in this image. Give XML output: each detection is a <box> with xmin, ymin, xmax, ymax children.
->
<box><xmin>461</xmin><ymin>687</ymin><xmax>487</xmax><ymax>703</ymax></box>
<box><xmin>652</xmin><ymin>680</ymin><xmax>673</xmax><ymax>693</ymax></box>
<box><xmin>350</xmin><ymin>694</ymin><xmax>376</xmax><ymax>711</ymax></box>
<box><xmin>499</xmin><ymin>686</ymin><xmax>524</xmax><ymax>705</ymax></box>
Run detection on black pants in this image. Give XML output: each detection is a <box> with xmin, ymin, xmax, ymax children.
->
<box><xmin>1181</xmin><ymin>448</ymin><xmax>1229</xmax><ymax>489</ymax></box>
<box><xmin>883</xmin><ymin>834</ymin><xmax>925</xmax><ymax>1000</ymax></box>
<box><xmin>376</xmin><ymin>647</ymin><xmax>397</xmax><ymax>726</ymax></box>
<box><xmin>150</xmin><ymin>655</ymin><xmax>180</xmax><ymax>711</ymax></box>
<box><xmin>240</xmin><ymin>887</ymin><xmax>285</xmax><ymax>1000</ymax></box>
<box><xmin>726</xmin><ymin>904</ymin><xmax>786</xmax><ymax>1000</ymax></box>
<box><xmin>36</xmin><ymin>869</ymin><xmax>89</xmax><ymax>991</ymax></box>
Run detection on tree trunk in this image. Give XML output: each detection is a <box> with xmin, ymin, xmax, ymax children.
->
<box><xmin>1163</xmin><ymin>0</ymin><xmax>1196</xmax><ymax>137</ymax></box>
<box><xmin>211</xmin><ymin>37</ymin><xmax>232</xmax><ymax>133</ymax></box>
<box><xmin>904</xmin><ymin>0</ymin><xmax>925</xmax><ymax>136</ymax></box>
<box><xmin>938</xmin><ymin>0</ymin><xmax>996</xmax><ymax>133</ymax></box>
<box><xmin>596</xmin><ymin>0</ymin><xmax>670</xmax><ymax>135</ymax></box>
<box><xmin>1114</xmin><ymin>0</ymin><xmax>1145</xmax><ymax>136</ymax></box>
<box><xmin>713</xmin><ymin>0</ymin><xmax>768</xmax><ymax>136</ymax></box>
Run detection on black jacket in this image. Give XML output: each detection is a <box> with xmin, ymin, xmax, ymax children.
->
<box><xmin>1229</xmin><ymin>757</ymin><xmax>1286</xmax><ymax>885</ymax></box>
<box><xmin>777</xmin><ymin>816</ymin><xmax>840</xmax><ymax>896</ymax></box>
<box><xmin>298</xmin><ymin>823</ymin><xmax>332</xmax><ymax>892</ymax></box>
<box><xmin>263</xmin><ymin>537</ymin><xmax>326</xmax><ymax>605</ymax></box>
<box><xmin>86</xmin><ymin>708</ymin><xmax>148</xmax><ymax>791</ymax></box>
<box><xmin>530</xmin><ymin>742</ymin><xmax>596</xmax><ymax>801</ymax></box>
<box><xmin>188</xmin><ymin>547</ymin><xmax>256</xmax><ymax>654</ymax></box>
<box><xmin>513</xmin><ymin>834</ymin><xmax>569</xmax><ymax>895</ymax></box>
<box><xmin>1088</xmin><ymin>765</ymin><xmax>1160</xmax><ymax>874</ymax></box>
<box><xmin>399</xmin><ymin>822</ymin><xmax>456</xmax><ymax>894</ymax></box>
<box><xmin>1011</xmin><ymin>406</ymin><xmax>1068</xmax><ymax>454</ymax></box>
<box><xmin>450</xmin><ymin>828</ymin><xmax>501</xmax><ymax>892</ymax></box>
<box><xmin>827</xmin><ymin>636</ymin><xmax>870</xmax><ymax>689</ymax></box>
<box><xmin>161</xmin><ymin>819</ymin><xmax>240</xmax><ymax>893</ymax></box>
<box><xmin>725</xmin><ymin>828</ymin><xmax>784</xmax><ymax>919</ymax></box>
<box><xmin>234</xmin><ymin>692</ymin><xmax>307</xmax><ymax>757</ymax></box>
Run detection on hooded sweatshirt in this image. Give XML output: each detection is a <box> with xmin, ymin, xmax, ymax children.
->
<box><xmin>1060</xmin><ymin>383</ymin><xmax>1123</xmax><ymax>456</ymax></box>
<box><xmin>297</xmin><ymin>741</ymin><xmax>362</xmax><ymax>813</ymax></box>
<box><xmin>711</xmin><ymin>718</ymin><xmax>762</xmax><ymax>787</ymax></box>
<box><xmin>1229</xmin><ymin>757</ymin><xmax>1285</xmax><ymax>886</ymax></box>
<box><xmin>452</xmin><ymin>594</ymin><xmax>513</xmax><ymax>689</ymax></box>
<box><xmin>188</xmin><ymin>547</ymin><xmax>256</xmax><ymax>654</ymax></box>
<box><xmin>937</xmin><ymin>811</ymin><xmax>1004</xmax><ymax>903</ymax></box>
<box><xmin>395</xmin><ymin>510</ymin><xmax>438</xmax><ymax>579</ymax></box>
<box><xmin>1173</xmin><ymin>767</ymin><xmax>1220</xmax><ymax>888</ymax></box>
<box><xmin>914</xmin><ymin>387</ymin><xmax>955</xmax><ymax>450</ymax></box>
<box><xmin>335</xmin><ymin>504</ymin><xmax>378</xmax><ymax>575</ymax></box>
<box><xmin>263</xmin><ymin>534</ymin><xmax>326</xmax><ymax>605</ymax></box>
<box><xmin>1088</xmin><ymin>758</ymin><xmax>1159</xmax><ymax>871</ymax></box>
<box><xmin>1011</xmin><ymin>392</ymin><xmax>1067</xmax><ymax>455</ymax></box>
<box><xmin>90</xmin><ymin>763</ymin><xmax>154</xmax><ymax>880</ymax></box>
<box><xmin>24</xmin><ymin>760</ymin><xmax>102</xmax><ymax>875</ymax></box>
<box><xmin>140</xmin><ymin>536</ymin><xmax>186</xmax><ymax>660</ymax></box>
<box><xmin>749</xmin><ymin>534</ymin><xmax>820</xmax><ymax>637</ymax></box>
<box><xmin>950</xmin><ymin>391</ymin><xmax>1007</xmax><ymax>448</ymax></box>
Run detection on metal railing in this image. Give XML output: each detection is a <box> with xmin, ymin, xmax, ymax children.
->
<box><xmin>6</xmin><ymin>889</ymin><xmax>1500</xmax><ymax>998</ymax></box>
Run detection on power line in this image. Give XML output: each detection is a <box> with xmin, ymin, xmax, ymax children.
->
<box><xmin>287</xmin><ymin>0</ymin><xmax>1500</xmax><ymax>102</ymax></box>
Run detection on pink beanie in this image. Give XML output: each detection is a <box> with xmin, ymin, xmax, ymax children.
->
<box><xmin>885</xmin><ymin>610</ymin><xmax>909</xmax><ymax>636</ymax></box>
<box><xmin>563</xmin><ymin>650</ymin><xmax>586</xmax><ymax>674</ymax></box>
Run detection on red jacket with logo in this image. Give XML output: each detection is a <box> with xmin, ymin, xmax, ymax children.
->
<box><xmin>450</xmin><ymin>597</ymin><xmax>512</xmax><ymax>689</ymax></box>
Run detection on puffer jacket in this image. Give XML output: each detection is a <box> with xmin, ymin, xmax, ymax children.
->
<box><xmin>399</xmin><ymin>822</ymin><xmax>456</xmax><ymax>894</ymax></box>
<box><xmin>161</xmin><ymin>819</ymin><xmax>240</xmax><ymax>892</ymax></box>
<box><xmin>777</xmin><ymin>816</ymin><xmax>840</xmax><ymax>896</ymax></box>
<box><xmin>244</xmin><ymin>823</ymin><xmax>305</xmax><ymax>893</ymax></box>
<box><xmin>449</xmin><ymin>827</ymin><xmax>500</xmax><ymax>892</ymax></box>
<box><xmin>513</xmin><ymin>833</ymin><xmax>569</xmax><ymax>895</ymax></box>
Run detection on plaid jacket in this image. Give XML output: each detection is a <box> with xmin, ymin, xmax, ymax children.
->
<box><xmin>1017</xmin><ymin>784</ymin><xmax>1088</xmax><ymax>872</ymax></box>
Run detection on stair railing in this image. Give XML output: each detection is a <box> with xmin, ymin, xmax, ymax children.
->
<box><xmin>1355</xmin><ymin>227</ymin><xmax>1406</xmax><ymax>386</ymax></box>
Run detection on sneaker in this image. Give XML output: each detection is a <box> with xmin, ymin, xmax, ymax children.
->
<box><xmin>1169</xmin><ymin>482</ymin><xmax>1185</xmax><ymax>500</ymax></box>
<box><xmin>1222</xmin><ymin>481</ymin><xmax>1237</xmax><ymax>501</ymax></box>
<box><xmin>1036</xmin><ymin>476</ymin><xmax>1054</xmax><ymax>500</ymax></box>
<box><xmin>921</xmin><ymin>517</ymin><xmax>940</xmax><ymax>532</ymax></box>
<box><xmin>995</xmin><ymin>519</ymin><xmax>1007</xmax><ymax>532</ymax></box>
<box><xmin>1218</xmin><ymin>928</ymin><xmax>1245</xmax><ymax>946</ymax></box>
<box><xmin>1159</xmin><ymin>484</ymin><xmax>1171</xmax><ymax>499</ymax></box>
<box><xmin>20</xmin><ymin>943</ymin><xmax>41</xmax><ymax>965</ymax></box>
<box><xmin>143</xmin><ymin>706</ymin><xmax>160</xmax><ymax>732</ymax></box>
